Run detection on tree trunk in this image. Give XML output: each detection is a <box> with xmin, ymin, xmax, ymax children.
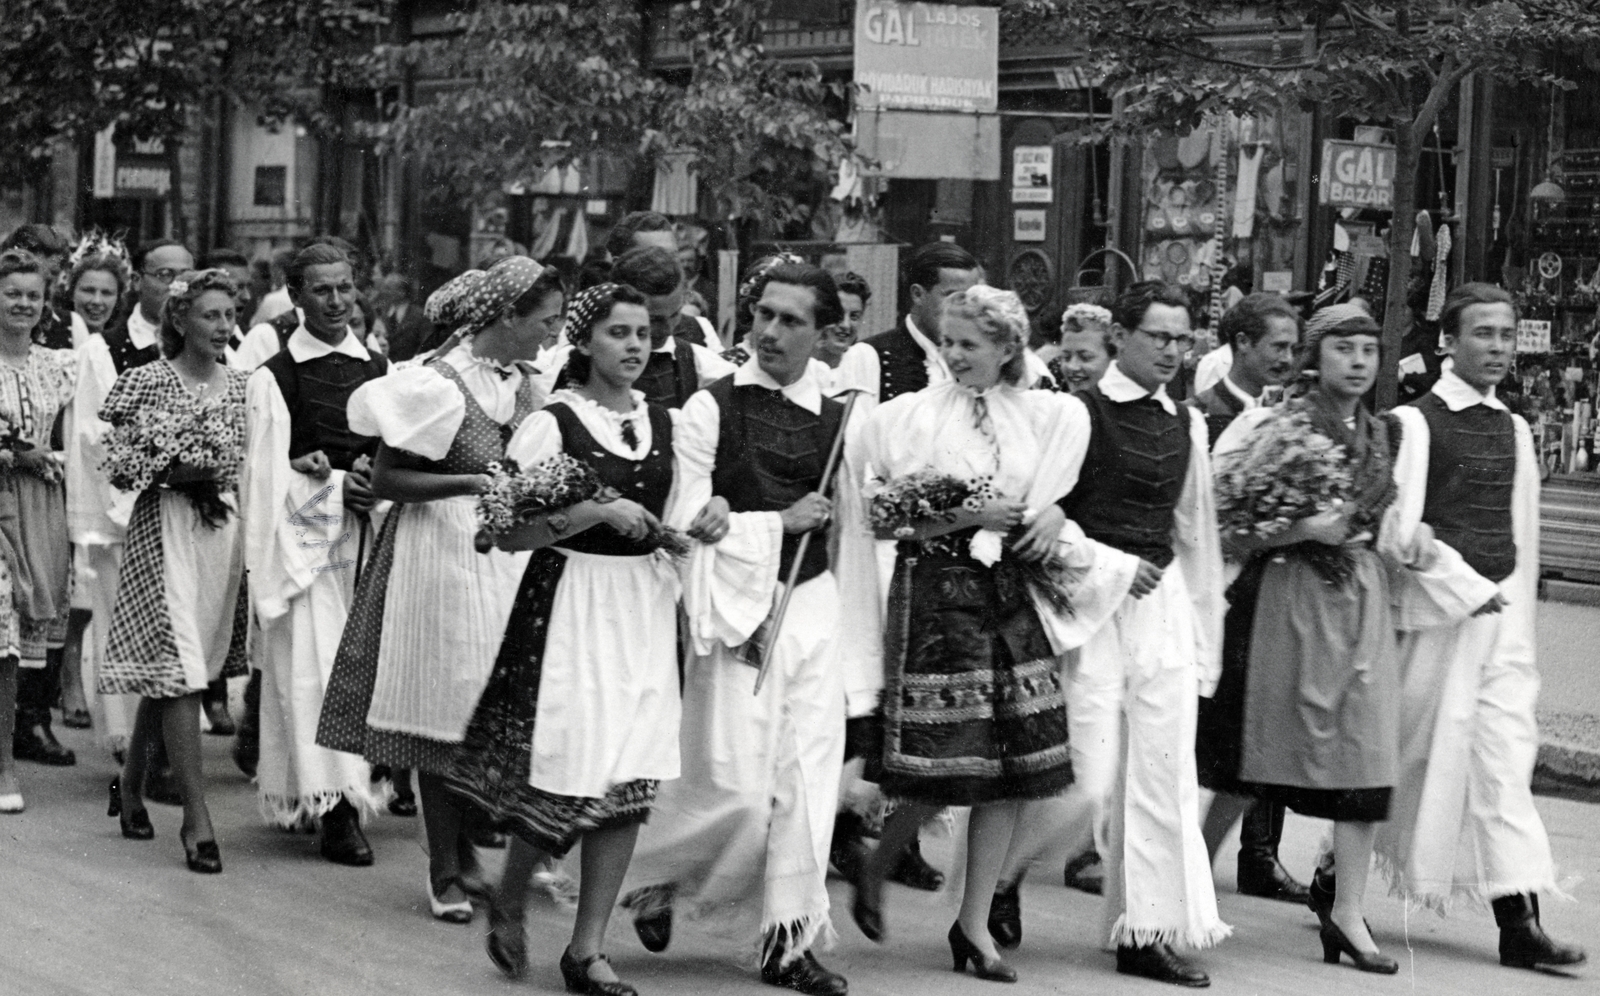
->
<box><xmin>166</xmin><ymin>133</ymin><xmax>189</xmax><ymax>246</ymax></box>
<box><xmin>1377</xmin><ymin>123</ymin><xmax>1418</xmax><ymax>410</ymax></box>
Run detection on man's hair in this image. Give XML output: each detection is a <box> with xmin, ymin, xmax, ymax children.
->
<box><xmin>612</xmin><ymin>245</ymin><xmax>682</xmax><ymax>298</ymax></box>
<box><xmin>270</xmin><ymin>248</ymin><xmax>297</xmax><ymax>278</ymax></box>
<box><xmin>905</xmin><ymin>241</ymin><xmax>979</xmax><ymax>292</ymax></box>
<box><xmin>199</xmin><ymin>248</ymin><xmax>250</xmax><ymax>270</ymax></box>
<box><xmin>132</xmin><ymin>238</ymin><xmax>188</xmax><ymax>273</ymax></box>
<box><xmin>1219</xmin><ymin>293</ymin><xmax>1302</xmax><ymax>349</ymax></box>
<box><xmin>1111</xmin><ymin>280</ymin><xmax>1191</xmax><ymax>334</ymax></box>
<box><xmin>835</xmin><ymin>270</ymin><xmax>872</xmax><ymax>305</ymax></box>
<box><xmin>1</xmin><ymin>224</ymin><xmax>68</xmax><ymax>260</ymax></box>
<box><xmin>1440</xmin><ymin>282</ymin><xmax>1515</xmax><ymax>340</ymax></box>
<box><xmin>761</xmin><ymin>262</ymin><xmax>843</xmax><ymax>330</ymax></box>
<box><xmin>605</xmin><ymin>211</ymin><xmax>674</xmax><ymax>259</ymax></box>
<box><xmin>286</xmin><ymin>243</ymin><xmax>351</xmax><ymax>292</ymax></box>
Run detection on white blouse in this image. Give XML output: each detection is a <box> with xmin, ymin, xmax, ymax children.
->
<box><xmin>346</xmin><ymin>341</ymin><xmax>536</xmax><ymax>461</ymax></box>
<box><xmin>506</xmin><ymin>388</ymin><xmax>653</xmax><ymax>466</ymax></box>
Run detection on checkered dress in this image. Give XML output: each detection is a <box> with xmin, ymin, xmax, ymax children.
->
<box><xmin>96</xmin><ymin>362</ymin><xmax>250</xmax><ymax>698</ymax></box>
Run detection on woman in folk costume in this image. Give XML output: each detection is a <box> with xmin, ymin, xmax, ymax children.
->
<box><xmin>240</xmin><ymin>242</ymin><xmax>388</xmax><ymax>863</ymax></box>
<box><xmin>443</xmin><ymin>283</ymin><xmax>683</xmax><ymax>995</ymax></box>
<box><xmin>1372</xmin><ymin>284</ymin><xmax>1585</xmax><ymax>972</ymax></box>
<box><xmin>0</xmin><ymin>249</ymin><xmax>76</xmax><ymax>813</ymax></box>
<box><xmin>1209</xmin><ymin>306</ymin><xmax>1412</xmax><ymax>973</ymax></box>
<box><xmin>845</xmin><ymin>286</ymin><xmax>1138</xmax><ymax>983</ymax></box>
<box><xmin>98</xmin><ymin>269</ymin><xmax>249</xmax><ymax>873</ymax></box>
<box><xmin>317</xmin><ymin>257</ymin><xmax>559</xmax><ymax>921</ymax></box>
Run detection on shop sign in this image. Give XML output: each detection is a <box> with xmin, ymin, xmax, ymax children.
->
<box><xmin>1012</xmin><ymin>146</ymin><xmax>1052</xmax><ymax>203</ymax></box>
<box><xmin>1013</xmin><ymin>209</ymin><xmax>1046</xmax><ymax>242</ymax></box>
<box><xmin>854</xmin><ymin>3</ymin><xmax>999</xmax><ymax>113</ymax></box>
<box><xmin>1319</xmin><ymin>140</ymin><xmax>1396</xmax><ymax>209</ymax></box>
<box><xmin>115</xmin><ymin>161</ymin><xmax>171</xmax><ymax>197</ymax></box>
<box><xmin>1518</xmin><ymin>319</ymin><xmax>1552</xmax><ymax>353</ymax></box>
<box><xmin>92</xmin><ymin>126</ymin><xmax>117</xmax><ymax>199</ymax></box>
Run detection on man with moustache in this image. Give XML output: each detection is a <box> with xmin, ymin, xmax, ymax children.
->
<box><xmin>1189</xmin><ymin>294</ymin><xmax>1313</xmax><ymax>906</ymax></box>
<box><xmin>622</xmin><ymin>262</ymin><xmax>849</xmax><ymax>996</ymax></box>
<box><xmin>1370</xmin><ymin>284</ymin><xmax>1585</xmax><ymax>972</ymax></box>
<box><xmin>241</xmin><ymin>242</ymin><xmax>386</xmax><ymax>866</ymax></box>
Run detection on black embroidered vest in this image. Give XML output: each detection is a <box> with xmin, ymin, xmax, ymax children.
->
<box><xmin>262</xmin><ymin>347</ymin><xmax>387</xmax><ymax>471</ymax></box>
<box><xmin>546</xmin><ymin>401</ymin><xmax>675</xmax><ymax>557</ymax></box>
<box><xmin>862</xmin><ymin>324</ymin><xmax>929</xmax><ymax>402</ymax></box>
<box><xmin>1059</xmin><ymin>384</ymin><xmax>1192</xmax><ymax>569</ymax></box>
<box><xmin>560</xmin><ymin>338</ymin><xmax>699</xmax><ymax>410</ymax></box>
<box><xmin>708</xmin><ymin>376</ymin><xmax>844</xmax><ymax>586</ymax></box>
<box><xmin>102</xmin><ymin>322</ymin><xmax>162</xmax><ymax>376</ymax></box>
<box><xmin>1187</xmin><ymin>382</ymin><xmax>1248</xmax><ymax>450</ymax></box>
<box><xmin>1413</xmin><ymin>393</ymin><xmax>1518</xmax><ymax>583</ymax></box>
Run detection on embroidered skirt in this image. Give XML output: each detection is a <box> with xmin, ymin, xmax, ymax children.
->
<box><xmin>878</xmin><ymin>542</ymin><xmax>1073</xmax><ymax>807</ymax></box>
<box><xmin>441</xmin><ymin>548</ymin><xmax>659</xmax><ymax>856</ymax></box>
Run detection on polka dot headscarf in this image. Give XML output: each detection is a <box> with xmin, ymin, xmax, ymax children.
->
<box><xmin>456</xmin><ymin>255</ymin><xmax>545</xmax><ymax>336</ymax></box>
<box><xmin>424</xmin><ymin>269</ymin><xmax>486</xmax><ymax>331</ymax></box>
<box><xmin>563</xmin><ymin>283</ymin><xmax>626</xmax><ymax>351</ymax></box>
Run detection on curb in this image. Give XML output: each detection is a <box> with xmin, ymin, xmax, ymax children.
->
<box><xmin>1537</xmin><ymin>739</ymin><xmax>1600</xmax><ymax>788</ymax></box>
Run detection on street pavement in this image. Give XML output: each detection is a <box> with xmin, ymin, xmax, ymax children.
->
<box><xmin>3</xmin><ymin>600</ymin><xmax>1598</xmax><ymax>995</ymax></box>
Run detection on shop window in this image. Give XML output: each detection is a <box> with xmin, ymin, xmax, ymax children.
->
<box><xmin>253</xmin><ymin>166</ymin><xmax>287</xmax><ymax>207</ymax></box>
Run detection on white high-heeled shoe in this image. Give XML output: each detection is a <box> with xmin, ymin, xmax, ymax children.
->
<box><xmin>429</xmin><ymin>876</ymin><xmax>474</xmax><ymax>924</ymax></box>
<box><xmin>0</xmin><ymin>792</ymin><xmax>25</xmax><ymax>814</ymax></box>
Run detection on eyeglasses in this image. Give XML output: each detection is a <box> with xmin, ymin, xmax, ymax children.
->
<box><xmin>1134</xmin><ymin>327</ymin><xmax>1196</xmax><ymax>352</ymax></box>
<box><xmin>143</xmin><ymin>268</ymin><xmax>182</xmax><ymax>284</ymax></box>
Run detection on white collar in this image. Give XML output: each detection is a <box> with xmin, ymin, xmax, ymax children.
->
<box><xmin>904</xmin><ymin>316</ymin><xmax>942</xmax><ymax>361</ymax></box>
<box><xmin>1221</xmin><ymin>375</ymin><xmax>1261</xmax><ymax>409</ymax></box>
<box><xmin>286</xmin><ymin>323</ymin><xmax>371</xmax><ymax>363</ymax></box>
<box><xmin>652</xmin><ymin>335</ymin><xmax>682</xmax><ymax>355</ymax></box>
<box><xmin>1432</xmin><ymin>367</ymin><xmax>1507</xmax><ymax>412</ymax></box>
<box><xmin>734</xmin><ymin>357</ymin><xmax>822</xmax><ymax>414</ymax></box>
<box><xmin>126</xmin><ymin>307</ymin><xmax>160</xmax><ymax>351</ymax></box>
<box><xmin>1099</xmin><ymin>361</ymin><xmax>1177</xmax><ymax>414</ymax></box>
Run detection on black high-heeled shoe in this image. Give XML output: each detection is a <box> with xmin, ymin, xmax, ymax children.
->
<box><xmin>180</xmin><ymin>827</ymin><xmax>222</xmax><ymax>874</ymax></box>
<box><xmin>948</xmin><ymin>921</ymin><xmax>1018</xmax><ymax>983</ymax></box>
<box><xmin>1320</xmin><ymin>919</ymin><xmax>1398</xmax><ymax>974</ymax></box>
<box><xmin>108</xmin><ymin>777</ymin><xmax>154</xmax><ymax>840</ymax></box>
<box><xmin>559</xmin><ymin>947</ymin><xmax>638</xmax><ymax>996</ymax></box>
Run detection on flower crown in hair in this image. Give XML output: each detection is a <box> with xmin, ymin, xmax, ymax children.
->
<box><xmin>67</xmin><ymin>230</ymin><xmax>130</xmax><ymax>270</ymax></box>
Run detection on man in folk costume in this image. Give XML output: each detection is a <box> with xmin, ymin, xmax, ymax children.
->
<box><xmin>1054</xmin><ymin>281</ymin><xmax>1229</xmax><ymax>986</ymax></box>
<box><xmin>232</xmin><ymin>236</ymin><xmax>363</xmax><ymax>372</ymax></box>
<box><xmin>1188</xmin><ymin>293</ymin><xmax>1312</xmax><ymax>906</ymax></box>
<box><xmin>1371</xmin><ymin>283</ymin><xmax>1585</xmax><ymax>972</ymax></box>
<box><xmin>622</xmin><ymin>262</ymin><xmax>850</xmax><ymax>996</ymax></box>
<box><xmin>65</xmin><ymin>239</ymin><xmax>192</xmax><ymax>769</ymax></box>
<box><xmin>241</xmin><ymin>243</ymin><xmax>388</xmax><ymax>866</ymax></box>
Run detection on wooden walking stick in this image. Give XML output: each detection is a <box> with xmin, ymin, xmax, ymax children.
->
<box><xmin>752</xmin><ymin>390</ymin><xmax>859</xmax><ymax>694</ymax></box>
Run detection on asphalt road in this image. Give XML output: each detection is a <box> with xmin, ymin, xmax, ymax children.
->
<box><xmin>1</xmin><ymin>721</ymin><xmax>1594</xmax><ymax>996</ymax></box>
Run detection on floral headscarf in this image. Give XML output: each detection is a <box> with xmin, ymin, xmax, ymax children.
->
<box><xmin>424</xmin><ymin>269</ymin><xmax>486</xmax><ymax>331</ymax></box>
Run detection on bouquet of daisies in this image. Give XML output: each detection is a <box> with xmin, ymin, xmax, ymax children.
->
<box><xmin>1213</xmin><ymin>406</ymin><xmax>1357</xmax><ymax>584</ymax></box>
<box><xmin>102</xmin><ymin>398</ymin><xmax>242</xmax><ymax>527</ymax></box>
<box><xmin>868</xmin><ymin>470</ymin><xmax>1084</xmax><ymax>615</ymax></box>
<box><xmin>475</xmin><ymin>453</ymin><xmax>689</xmax><ymax>557</ymax></box>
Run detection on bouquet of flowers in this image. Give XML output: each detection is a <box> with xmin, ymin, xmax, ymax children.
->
<box><xmin>101</xmin><ymin>398</ymin><xmax>242</xmax><ymax>527</ymax></box>
<box><xmin>869</xmin><ymin>470</ymin><xmax>1084</xmax><ymax>615</ymax></box>
<box><xmin>1213</xmin><ymin>406</ymin><xmax>1356</xmax><ymax>584</ymax></box>
<box><xmin>475</xmin><ymin>453</ymin><xmax>689</xmax><ymax>558</ymax></box>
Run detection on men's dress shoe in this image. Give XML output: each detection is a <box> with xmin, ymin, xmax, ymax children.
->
<box><xmin>1116</xmin><ymin>944</ymin><xmax>1211</xmax><ymax>988</ymax></box>
<box><xmin>987</xmin><ymin>881</ymin><xmax>1022</xmax><ymax>950</ymax></box>
<box><xmin>143</xmin><ymin>766</ymin><xmax>182</xmax><ymax>805</ymax></box>
<box><xmin>829</xmin><ymin>811</ymin><xmax>867</xmax><ymax>884</ymax></box>
<box><xmin>1236</xmin><ymin>857</ymin><xmax>1311</xmax><ymax>904</ymax></box>
<box><xmin>1494</xmin><ymin>894</ymin><xmax>1588</xmax><ymax>970</ymax></box>
<box><xmin>319</xmin><ymin>801</ymin><xmax>375</xmax><ymax>866</ymax></box>
<box><xmin>1063</xmin><ymin>849</ymin><xmax>1104</xmax><ymax>895</ymax></box>
<box><xmin>761</xmin><ymin>947</ymin><xmax>849</xmax><ymax>996</ymax></box>
<box><xmin>13</xmin><ymin>725</ymin><xmax>75</xmax><ymax>766</ymax></box>
<box><xmin>888</xmin><ymin>837</ymin><xmax>945</xmax><ymax>892</ymax></box>
<box><xmin>61</xmin><ymin>708</ymin><xmax>92</xmax><ymax>730</ymax></box>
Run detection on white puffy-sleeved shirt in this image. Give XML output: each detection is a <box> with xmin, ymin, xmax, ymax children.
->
<box><xmin>347</xmin><ymin>340</ymin><xmax>536</xmax><ymax>461</ymax></box>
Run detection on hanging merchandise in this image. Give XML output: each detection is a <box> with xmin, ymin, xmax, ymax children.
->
<box><xmin>531</xmin><ymin>206</ymin><xmax>567</xmax><ymax>259</ymax></box>
<box><xmin>1233</xmin><ymin>145</ymin><xmax>1264</xmax><ymax>238</ymax></box>
<box><xmin>564</xmin><ymin>212</ymin><xmax>589</xmax><ymax>260</ymax></box>
<box><xmin>1426</xmin><ymin>224</ymin><xmax>1452</xmax><ymax>321</ymax></box>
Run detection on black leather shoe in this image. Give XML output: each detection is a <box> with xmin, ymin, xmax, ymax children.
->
<box><xmin>830</xmin><ymin>811</ymin><xmax>867</xmax><ymax>884</ymax></box>
<box><xmin>625</xmin><ymin>885</ymin><xmax>675</xmax><ymax>953</ymax></box>
<box><xmin>988</xmin><ymin>881</ymin><xmax>1022</xmax><ymax>950</ymax></box>
<box><xmin>888</xmin><ymin>837</ymin><xmax>944</xmax><ymax>892</ymax></box>
<box><xmin>485</xmin><ymin>888</ymin><xmax>528</xmax><ymax>979</ymax></box>
<box><xmin>761</xmin><ymin>947</ymin><xmax>849</xmax><ymax>996</ymax></box>
<box><xmin>1307</xmin><ymin>867</ymin><xmax>1336</xmax><ymax>923</ymax></box>
<box><xmin>949</xmin><ymin>921</ymin><xmax>1018</xmax><ymax>983</ymax></box>
<box><xmin>319</xmin><ymin>800</ymin><xmax>374</xmax><ymax>866</ymax></box>
<box><xmin>1063</xmin><ymin>849</ymin><xmax>1104</xmax><ymax>895</ymax></box>
<box><xmin>232</xmin><ymin>733</ymin><xmax>258</xmax><ymax>779</ymax></box>
<box><xmin>203</xmin><ymin>700</ymin><xmax>236</xmax><ymax>737</ymax></box>
<box><xmin>181</xmin><ymin>827</ymin><xmax>223</xmax><ymax>874</ymax></box>
<box><xmin>1116</xmin><ymin>944</ymin><xmax>1210</xmax><ymax>988</ymax></box>
<box><xmin>13</xmin><ymin>724</ymin><xmax>75</xmax><ymax>766</ymax></box>
<box><xmin>559</xmin><ymin>947</ymin><xmax>638</xmax><ymax>996</ymax></box>
<box><xmin>144</xmin><ymin>766</ymin><xmax>182</xmax><ymax>806</ymax></box>
<box><xmin>851</xmin><ymin>882</ymin><xmax>884</xmax><ymax>943</ymax></box>
<box><xmin>1320</xmin><ymin>920</ymin><xmax>1397</xmax><ymax>974</ymax></box>
<box><xmin>108</xmin><ymin>778</ymin><xmax>154</xmax><ymax>840</ymax></box>
<box><xmin>1494</xmin><ymin>894</ymin><xmax>1588</xmax><ymax>970</ymax></box>
<box><xmin>1237</xmin><ymin>856</ymin><xmax>1311</xmax><ymax>904</ymax></box>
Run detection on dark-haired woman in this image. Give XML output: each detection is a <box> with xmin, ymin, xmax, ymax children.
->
<box><xmin>0</xmin><ymin>249</ymin><xmax>76</xmax><ymax>812</ymax></box>
<box><xmin>1211</xmin><ymin>309</ymin><xmax>1407</xmax><ymax>973</ymax></box>
<box><xmin>318</xmin><ymin>256</ymin><xmax>554</xmax><ymax>923</ymax></box>
<box><xmin>446</xmin><ymin>283</ymin><xmax>682</xmax><ymax>995</ymax></box>
<box><xmin>97</xmin><ymin>270</ymin><xmax>249</xmax><ymax>872</ymax></box>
